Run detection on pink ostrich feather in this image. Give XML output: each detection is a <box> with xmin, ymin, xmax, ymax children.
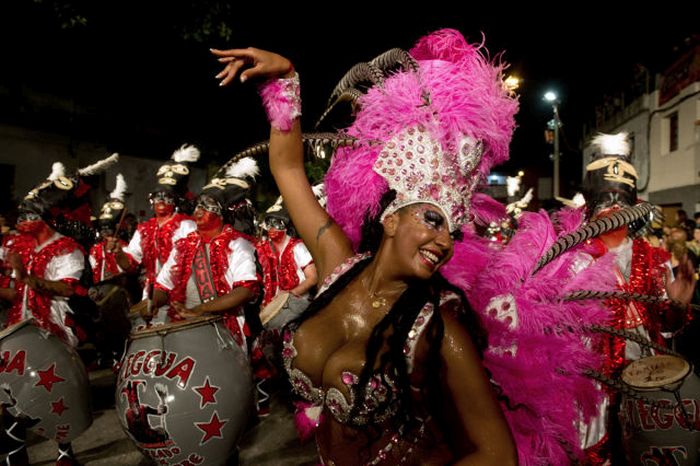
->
<box><xmin>443</xmin><ymin>210</ymin><xmax>617</xmax><ymax>465</ymax></box>
<box><xmin>471</xmin><ymin>192</ymin><xmax>507</xmax><ymax>226</ymax></box>
<box><xmin>324</xmin><ymin>29</ymin><xmax>518</xmax><ymax>250</ymax></box>
<box><xmin>257</xmin><ymin>75</ymin><xmax>301</xmax><ymax>132</ymax></box>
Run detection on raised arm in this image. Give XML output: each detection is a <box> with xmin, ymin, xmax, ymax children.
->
<box><xmin>211</xmin><ymin>48</ymin><xmax>353</xmax><ymax>279</ymax></box>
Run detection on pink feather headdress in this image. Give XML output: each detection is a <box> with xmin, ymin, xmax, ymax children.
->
<box><xmin>324</xmin><ymin>29</ymin><xmax>519</xmax><ymax>249</ymax></box>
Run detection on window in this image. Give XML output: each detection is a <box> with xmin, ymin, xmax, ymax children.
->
<box><xmin>668</xmin><ymin>112</ymin><xmax>679</xmax><ymax>152</ymax></box>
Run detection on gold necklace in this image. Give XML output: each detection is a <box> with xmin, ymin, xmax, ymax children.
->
<box><xmin>370</xmin><ymin>294</ymin><xmax>388</xmax><ymax>309</ymax></box>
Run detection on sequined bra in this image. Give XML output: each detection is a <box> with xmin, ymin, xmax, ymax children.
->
<box><xmin>282</xmin><ymin>254</ymin><xmax>439</xmax><ymax>426</ymax></box>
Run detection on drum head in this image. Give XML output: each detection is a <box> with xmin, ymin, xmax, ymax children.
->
<box><xmin>130</xmin><ymin>314</ymin><xmax>222</xmax><ymax>339</ymax></box>
<box><xmin>622</xmin><ymin>355</ymin><xmax>691</xmax><ymax>390</ymax></box>
<box><xmin>260</xmin><ymin>291</ymin><xmax>290</xmax><ymax>325</ymax></box>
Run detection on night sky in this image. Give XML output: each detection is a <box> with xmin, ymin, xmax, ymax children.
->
<box><xmin>1</xmin><ymin>2</ymin><xmax>698</xmax><ymax>198</ymax></box>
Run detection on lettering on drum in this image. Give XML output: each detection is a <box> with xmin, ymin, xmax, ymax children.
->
<box><xmin>120</xmin><ymin>351</ymin><xmax>196</xmax><ymax>389</ymax></box>
<box><xmin>639</xmin><ymin>446</ymin><xmax>688</xmax><ymax>464</ymax></box>
<box><xmin>0</xmin><ymin>350</ymin><xmax>26</xmax><ymax>375</ymax></box>
<box><xmin>142</xmin><ymin>445</ymin><xmax>180</xmax><ymax>461</ymax></box>
<box><xmin>621</xmin><ymin>398</ymin><xmax>700</xmax><ymax>432</ymax></box>
<box><xmin>55</xmin><ymin>423</ymin><xmax>70</xmax><ymax>443</ymax></box>
<box><xmin>172</xmin><ymin>453</ymin><xmax>205</xmax><ymax>466</ymax></box>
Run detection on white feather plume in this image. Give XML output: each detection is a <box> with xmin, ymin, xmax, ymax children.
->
<box><xmin>592</xmin><ymin>132</ymin><xmax>630</xmax><ymax>156</ymax></box>
<box><xmin>78</xmin><ymin>153</ymin><xmax>119</xmax><ymax>176</ymax></box>
<box><xmin>110</xmin><ymin>174</ymin><xmax>128</xmax><ymax>201</ymax></box>
<box><xmin>48</xmin><ymin>162</ymin><xmax>66</xmax><ymax>181</ymax></box>
<box><xmin>312</xmin><ymin>183</ymin><xmax>327</xmax><ymax>208</ymax></box>
<box><xmin>225</xmin><ymin>157</ymin><xmax>259</xmax><ymax>179</ymax></box>
<box><xmin>572</xmin><ymin>192</ymin><xmax>586</xmax><ymax>207</ymax></box>
<box><xmin>172</xmin><ymin>144</ymin><xmax>200</xmax><ymax>163</ymax></box>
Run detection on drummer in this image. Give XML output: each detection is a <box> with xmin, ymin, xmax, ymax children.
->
<box><xmin>109</xmin><ymin>145</ymin><xmax>199</xmax><ymax>312</ymax></box>
<box><xmin>144</xmin><ymin>157</ymin><xmax>261</xmax><ymax>349</ymax></box>
<box><xmin>254</xmin><ymin>198</ymin><xmax>317</xmax><ymax>416</ymax></box>
<box><xmin>88</xmin><ymin>174</ymin><xmax>132</xmax><ymax>367</ymax></box>
<box><xmin>0</xmin><ymin>155</ymin><xmax>117</xmax><ymax>465</ymax></box>
<box><xmin>578</xmin><ymin>132</ymin><xmax>696</xmax><ymax>462</ymax></box>
<box><xmin>257</xmin><ymin>198</ymin><xmax>317</xmax><ymax>307</ymax></box>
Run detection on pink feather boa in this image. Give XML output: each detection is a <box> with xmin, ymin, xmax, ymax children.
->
<box><xmin>257</xmin><ymin>72</ymin><xmax>301</xmax><ymax>132</ymax></box>
<box><xmin>443</xmin><ymin>210</ymin><xmax>616</xmax><ymax>465</ymax></box>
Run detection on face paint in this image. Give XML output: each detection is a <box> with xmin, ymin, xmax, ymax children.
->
<box><xmin>391</xmin><ymin>204</ymin><xmax>454</xmax><ymax>279</ymax></box>
<box><xmin>17</xmin><ymin>219</ymin><xmax>45</xmax><ymax>235</ymax></box>
<box><xmin>194</xmin><ymin>208</ymin><xmax>222</xmax><ymax>231</ymax></box>
<box><xmin>268</xmin><ymin>228</ymin><xmax>286</xmax><ymax>242</ymax></box>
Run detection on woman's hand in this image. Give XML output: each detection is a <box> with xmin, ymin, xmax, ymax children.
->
<box><xmin>210</xmin><ymin>47</ymin><xmax>293</xmax><ymax>86</ymax></box>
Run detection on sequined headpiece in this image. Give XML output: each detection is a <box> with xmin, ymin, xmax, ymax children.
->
<box><xmin>375</xmin><ymin>125</ymin><xmax>484</xmax><ymax>232</ymax></box>
<box><xmin>323</xmin><ymin>29</ymin><xmax>519</xmax><ymax>248</ymax></box>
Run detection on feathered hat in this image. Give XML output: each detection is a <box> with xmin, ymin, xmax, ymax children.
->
<box><xmin>98</xmin><ymin>174</ymin><xmax>128</xmax><ymax>231</ymax></box>
<box><xmin>19</xmin><ymin>153</ymin><xmax>119</xmax><ymax>239</ymax></box>
<box><xmin>151</xmin><ymin>144</ymin><xmax>201</xmax><ymax>199</ymax></box>
<box><xmin>200</xmin><ymin>157</ymin><xmax>259</xmax><ymax>232</ymax></box>
<box><xmin>263</xmin><ymin>196</ymin><xmax>289</xmax><ymax>225</ymax></box>
<box><xmin>321</xmin><ymin>29</ymin><xmax>519</xmax><ymax>248</ymax></box>
<box><xmin>583</xmin><ymin>132</ymin><xmax>638</xmax><ymax>214</ymax></box>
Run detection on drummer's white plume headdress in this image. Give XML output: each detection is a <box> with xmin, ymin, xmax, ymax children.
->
<box><xmin>78</xmin><ymin>153</ymin><xmax>119</xmax><ymax>176</ymax></box>
<box><xmin>48</xmin><ymin>162</ymin><xmax>66</xmax><ymax>181</ymax></box>
<box><xmin>172</xmin><ymin>144</ymin><xmax>201</xmax><ymax>163</ymax></box>
<box><xmin>110</xmin><ymin>174</ymin><xmax>128</xmax><ymax>201</ymax></box>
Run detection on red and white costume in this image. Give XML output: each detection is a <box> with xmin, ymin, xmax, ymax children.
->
<box><xmin>155</xmin><ymin>225</ymin><xmax>259</xmax><ymax>348</ymax></box>
<box><xmin>89</xmin><ymin>239</ymin><xmax>128</xmax><ymax>283</ymax></box>
<box><xmin>256</xmin><ymin>236</ymin><xmax>313</xmax><ymax>306</ymax></box>
<box><xmin>1</xmin><ymin>232</ymin><xmax>84</xmax><ymax>346</ymax></box>
<box><xmin>122</xmin><ymin>213</ymin><xmax>196</xmax><ymax>297</ymax></box>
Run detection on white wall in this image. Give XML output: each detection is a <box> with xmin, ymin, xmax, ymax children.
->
<box><xmin>0</xmin><ymin>124</ymin><xmax>207</xmax><ymax>219</ymax></box>
<box><xmin>648</xmin><ymin>83</ymin><xmax>700</xmax><ymax>193</ymax></box>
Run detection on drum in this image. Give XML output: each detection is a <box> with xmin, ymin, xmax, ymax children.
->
<box><xmin>618</xmin><ymin>355</ymin><xmax>700</xmax><ymax>465</ymax></box>
<box><xmin>116</xmin><ymin>315</ymin><xmax>253</xmax><ymax>465</ymax></box>
<box><xmin>260</xmin><ymin>291</ymin><xmax>310</xmax><ymax>330</ymax></box>
<box><xmin>0</xmin><ymin>319</ymin><xmax>92</xmax><ymax>443</ymax></box>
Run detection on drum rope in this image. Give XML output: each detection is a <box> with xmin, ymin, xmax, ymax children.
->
<box><xmin>213</xmin><ymin>322</ymin><xmax>231</xmax><ymax>350</ymax></box>
<box><xmin>3</xmin><ymin>421</ymin><xmax>26</xmax><ymax>461</ymax></box>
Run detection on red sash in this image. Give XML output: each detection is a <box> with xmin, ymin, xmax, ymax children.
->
<box><xmin>192</xmin><ymin>242</ymin><xmax>217</xmax><ymax>303</ymax></box>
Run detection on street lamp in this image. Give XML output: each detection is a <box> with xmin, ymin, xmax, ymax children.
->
<box><xmin>544</xmin><ymin>91</ymin><xmax>562</xmax><ymax>199</ymax></box>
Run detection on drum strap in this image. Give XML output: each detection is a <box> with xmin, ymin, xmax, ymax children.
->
<box><xmin>193</xmin><ymin>242</ymin><xmax>218</xmax><ymax>303</ymax></box>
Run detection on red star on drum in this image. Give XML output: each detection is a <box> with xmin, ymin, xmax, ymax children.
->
<box><xmin>195</xmin><ymin>412</ymin><xmax>227</xmax><ymax>444</ymax></box>
<box><xmin>51</xmin><ymin>398</ymin><xmax>68</xmax><ymax>416</ymax></box>
<box><xmin>35</xmin><ymin>363</ymin><xmax>65</xmax><ymax>393</ymax></box>
<box><xmin>193</xmin><ymin>377</ymin><xmax>219</xmax><ymax>408</ymax></box>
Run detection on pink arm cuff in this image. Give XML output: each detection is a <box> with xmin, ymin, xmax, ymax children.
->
<box><xmin>257</xmin><ymin>72</ymin><xmax>301</xmax><ymax>132</ymax></box>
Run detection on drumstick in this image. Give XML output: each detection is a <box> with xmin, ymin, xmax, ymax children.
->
<box><xmin>113</xmin><ymin>206</ymin><xmax>129</xmax><ymax>240</ymax></box>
